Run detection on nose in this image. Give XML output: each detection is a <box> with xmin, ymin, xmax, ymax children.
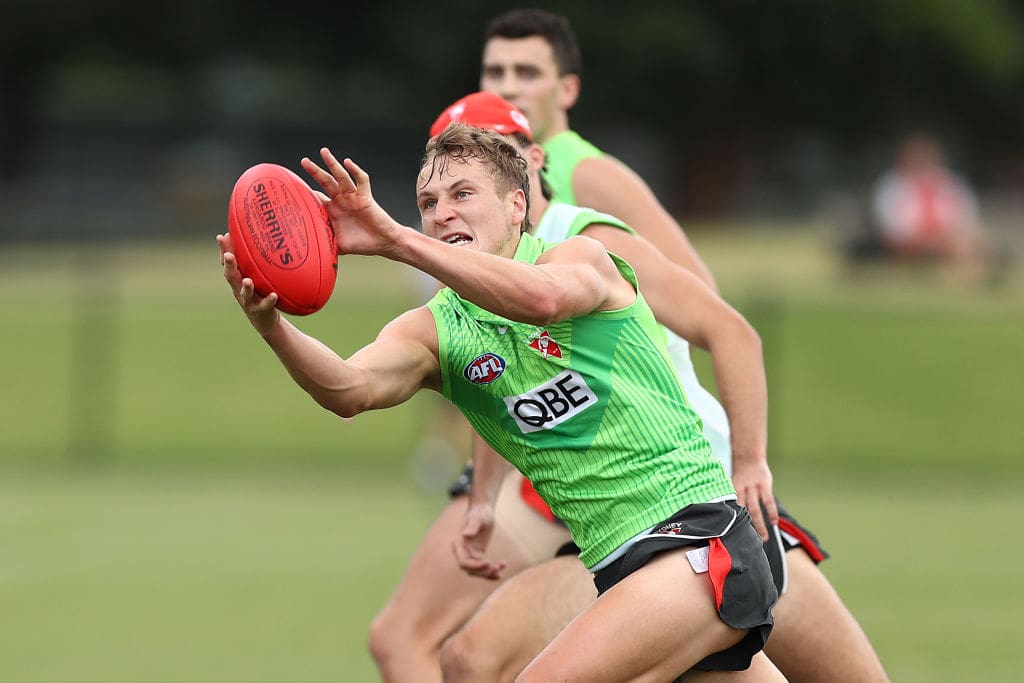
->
<box><xmin>483</xmin><ymin>70</ymin><xmax>518</xmax><ymax>102</ymax></box>
<box><xmin>432</xmin><ymin>197</ymin><xmax>458</xmax><ymax>227</ymax></box>
<box><xmin>496</xmin><ymin>73</ymin><xmax>519</xmax><ymax>101</ymax></box>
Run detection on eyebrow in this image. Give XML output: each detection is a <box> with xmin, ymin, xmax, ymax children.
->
<box><xmin>482</xmin><ymin>61</ymin><xmax>541</xmax><ymax>71</ymax></box>
<box><xmin>416</xmin><ymin>178</ymin><xmax>476</xmax><ymax>203</ymax></box>
<box><xmin>415</xmin><ymin>176</ymin><xmax>475</xmax><ymax>197</ymax></box>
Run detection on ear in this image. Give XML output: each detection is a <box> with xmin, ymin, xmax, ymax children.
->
<box><xmin>526</xmin><ymin>143</ymin><xmax>546</xmax><ymax>173</ymax></box>
<box><xmin>558</xmin><ymin>73</ymin><xmax>581</xmax><ymax>110</ymax></box>
<box><xmin>509</xmin><ymin>187</ymin><xmax>528</xmax><ymax>229</ymax></box>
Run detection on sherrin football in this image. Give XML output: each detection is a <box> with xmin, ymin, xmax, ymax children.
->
<box><xmin>227</xmin><ymin>163</ymin><xmax>337</xmax><ymax>315</ymax></box>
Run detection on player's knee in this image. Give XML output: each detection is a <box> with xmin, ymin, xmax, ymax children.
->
<box><xmin>440</xmin><ymin>629</ymin><xmax>504</xmax><ymax>682</ymax></box>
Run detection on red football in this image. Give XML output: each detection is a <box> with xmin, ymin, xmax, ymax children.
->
<box><xmin>227</xmin><ymin>163</ymin><xmax>337</xmax><ymax>315</ymax></box>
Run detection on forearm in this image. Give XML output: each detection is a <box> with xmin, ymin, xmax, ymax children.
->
<box><xmin>707</xmin><ymin>323</ymin><xmax>768</xmax><ymax>471</ymax></box>
<box><xmin>469</xmin><ymin>434</ymin><xmax>513</xmax><ymax>509</ymax></box>
<box><xmin>386</xmin><ymin>230</ymin><xmax>600</xmax><ymax>325</ymax></box>
<box><xmin>260</xmin><ymin>316</ymin><xmax>372</xmax><ymax>419</ymax></box>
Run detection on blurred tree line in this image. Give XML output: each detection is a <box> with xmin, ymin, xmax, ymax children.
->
<box><xmin>1</xmin><ymin>0</ymin><xmax>1022</xmax><ymax>234</ymax></box>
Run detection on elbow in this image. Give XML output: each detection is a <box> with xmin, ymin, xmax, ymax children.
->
<box><xmin>331</xmin><ymin>402</ymin><xmax>363</xmax><ymax>420</ymax></box>
<box><xmin>743</xmin><ymin>320</ymin><xmax>763</xmax><ymax>354</ymax></box>
<box><xmin>528</xmin><ymin>292</ymin><xmax>569</xmax><ymax>327</ymax></box>
<box><xmin>708</xmin><ymin>313</ymin><xmax>763</xmax><ymax>357</ymax></box>
<box><xmin>533</xmin><ymin>296</ymin><xmax>565</xmax><ymax>326</ymax></box>
<box><xmin>521</xmin><ymin>289</ymin><xmax>565</xmax><ymax>326</ymax></box>
<box><xmin>309</xmin><ymin>387</ymin><xmax>368</xmax><ymax>421</ymax></box>
<box><xmin>734</xmin><ymin>317</ymin><xmax>763</xmax><ymax>359</ymax></box>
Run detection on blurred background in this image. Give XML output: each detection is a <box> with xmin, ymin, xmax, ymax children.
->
<box><xmin>3</xmin><ymin>1</ymin><xmax>1023</xmax><ymax>681</ymax></box>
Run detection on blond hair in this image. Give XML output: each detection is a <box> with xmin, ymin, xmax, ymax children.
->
<box><xmin>421</xmin><ymin>123</ymin><xmax>532</xmax><ymax>234</ymax></box>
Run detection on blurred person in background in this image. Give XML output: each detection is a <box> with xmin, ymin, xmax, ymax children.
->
<box><xmin>850</xmin><ymin>132</ymin><xmax>999</xmax><ymax>282</ymax></box>
<box><xmin>221</xmin><ymin>126</ymin><xmax>784</xmax><ymax>681</ymax></box>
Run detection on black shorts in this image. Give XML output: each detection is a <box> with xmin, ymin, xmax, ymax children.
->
<box><xmin>592</xmin><ymin>500</ymin><xmax>777</xmax><ymax>672</ymax></box>
<box><xmin>559</xmin><ymin>497</ymin><xmax>829</xmax><ymax>594</ymax></box>
<box><xmin>775</xmin><ymin>498</ymin><xmax>829</xmax><ymax>562</ymax></box>
<box><xmin>762</xmin><ymin>498</ymin><xmax>830</xmax><ymax>595</ymax></box>
<box><xmin>446</xmin><ymin>461</ymin><xmax>474</xmax><ymax>498</ymax></box>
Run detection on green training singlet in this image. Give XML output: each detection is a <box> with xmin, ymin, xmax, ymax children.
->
<box><xmin>533</xmin><ymin>202</ymin><xmax>735</xmax><ymax>473</ymax></box>
<box><xmin>427</xmin><ymin>233</ymin><xmax>734</xmax><ymax>567</ymax></box>
<box><xmin>541</xmin><ymin>130</ymin><xmax>604</xmax><ymax>206</ymax></box>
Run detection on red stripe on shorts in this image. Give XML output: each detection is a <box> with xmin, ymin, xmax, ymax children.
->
<box><xmin>778</xmin><ymin>519</ymin><xmax>826</xmax><ymax>563</ymax></box>
<box><xmin>520</xmin><ymin>477</ymin><xmax>557</xmax><ymax>522</ymax></box>
<box><xmin>707</xmin><ymin>537</ymin><xmax>732</xmax><ymax>610</ymax></box>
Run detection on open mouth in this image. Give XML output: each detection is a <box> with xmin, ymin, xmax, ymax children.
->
<box><xmin>444</xmin><ymin>233</ymin><xmax>472</xmax><ymax>246</ymax></box>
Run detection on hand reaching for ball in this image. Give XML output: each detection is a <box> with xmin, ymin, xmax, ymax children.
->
<box><xmin>301</xmin><ymin>148</ymin><xmax>405</xmax><ymax>258</ymax></box>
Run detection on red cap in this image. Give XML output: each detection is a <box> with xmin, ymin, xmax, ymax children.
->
<box><xmin>429</xmin><ymin>92</ymin><xmax>533</xmax><ymax>141</ymax></box>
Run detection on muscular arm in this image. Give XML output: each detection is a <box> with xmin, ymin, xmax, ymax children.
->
<box><xmin>263</xmin><ymin>308</ymin><xmax>442</xmax><ymax>418</ymax></box>
<box><xmin>219</xmin><ymin>233</ymin><xmax>440</xmax><ymax>419</ymax></box>
<box><xmin>453</xmin><ymin>434</ymin><xmax>515</xmax><ymax>580</ymax></box>
<box><xmin>387</xmin><ymin>231</ymin><xmax>636</xmax><ymax>325</ymax></box>
<box><xmin>573</xmin><ymin>155</ymin><xmax>718</xmax><ymax>293</ymax></box>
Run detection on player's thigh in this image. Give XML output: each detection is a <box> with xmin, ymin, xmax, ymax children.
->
<box><xmin>452</xmin><ymin>555</ymin><xmax>595</xmax><ymax>673</ymax></box>
<box><xmin>492</xmin><ymin>469</ymin><xmax>573</xmax><ymax>561</ymax></box>
<box><xmin>519</xmin><ymin>549</ymin><xmax>742</xmax><ymax>683</ymax></box>
<box><xmin>373</xmin><ymin>495</ymin><xmax>535</xmax><ymax>641</ymax></box>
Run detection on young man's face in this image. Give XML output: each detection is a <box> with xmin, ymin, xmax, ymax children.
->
<box><xmin>480</xmin><ymin>36</ymin><xmax>573</xmax><ymax>143</ymax></box>
<box><xmin>416</xmin><ymin>155</ymin><xmax>524</xmax><ymax>258</ymax></box>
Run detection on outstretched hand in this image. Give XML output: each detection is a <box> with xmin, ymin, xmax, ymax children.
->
<box><xmin>217</xmin><ymin>233</ymin><xmax>280</xmax><ymax>336</ymax></box>
<box><xmin>452</xmin><ymin>502</ymin><xmax>507</xmax><ymax>581</ymax></box>
<box><xmin>300</xmin><ymin>148</ymin><xmax>402</xmax><ymax>258</ymax></box>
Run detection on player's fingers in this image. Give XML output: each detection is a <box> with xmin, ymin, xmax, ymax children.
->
<box><xmin>460</xmin><ymin>556</ymin><xmax>503</xmax><ymax>581</ymax></box>
<box><xmin>749</xmin><ymin>495</ymin><xmax>769</xmax><ymax>542</ymax></box>
<box><xmin>218</xmin><ymin>233</ymin><xmax>236</xmax><ymax>255</ymax></box>
<box><xmin>300</xmin><ymin>157</ymin><xmax>339</xmax><ymax>196</ymax></box>
<box><xmin>320</xmin><ymin>148</ymin><xmax>356</xmax><ymax>191</ymax></box>
<box><xmin>239</xmin><ymin>277</ymin><xmax>255</xmax><ymax>305</ymax></box>
<box><xmin>221</xmin><ymin>250</ymin><xmax>239</xmax><ymax>280</ymax></box>
<box><xmin>343</xmin><ymin>158</ymin><xmax>371</xmax><ymax>194</ymax></box>
<box><xmin>475</xmin><ymin>562</ymin><xmax>505</xmax><ymax>581</ymax></box>
<box><xmin>761</xmin><ymin>493</ymin><xmax>780</xmax><ymax>528</ymax></box>
<box><xmin>734</xmin><ymin>486</ymin><xmax>749</xmax><ymax>514</ymax></box>
<box><xmin>254</xmin><ymin>292</ymin><xmax>278</xmax><ymax>312</ymax></box>
<box><xmin>453</xmin><ymin>541</ymin><xmax>484</xmax><ymax>570</ymax></box>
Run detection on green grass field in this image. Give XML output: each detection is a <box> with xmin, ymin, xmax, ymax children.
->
<box><xmin>3</xmin><ymin>230</ymin><xmax>1023</xmax><ymax>681</ymax></box>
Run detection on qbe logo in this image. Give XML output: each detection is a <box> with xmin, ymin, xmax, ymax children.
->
<box><xmin>464</xmin><ymin>353</ymin><xmax>506</xmax><ymax>385</ymax></box>
<box><xmin>503</xmin><ymin>370</ymin><xmax>597</xmax><ymax>434</ymax></box>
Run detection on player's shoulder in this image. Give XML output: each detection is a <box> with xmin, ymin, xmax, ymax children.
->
<box><xmin>382</xmin><ymin>305</ymin><xmax>437</xmax><ymax>338</ymax></box>
<box><xmin>539</xmin><ymin>232</ymin><xmax>612</xmax><ymax>268</ymax></box>
<box><xmin>546</xmin><ymin>129</ymin><xmax>604</xmax><ymax>155</ymax></box>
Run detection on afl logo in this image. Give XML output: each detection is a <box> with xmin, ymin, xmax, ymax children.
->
<box><xmin>464</xmin><ymin>353</ymin><xmax>506</xmax><ymax>385</ymax></box>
